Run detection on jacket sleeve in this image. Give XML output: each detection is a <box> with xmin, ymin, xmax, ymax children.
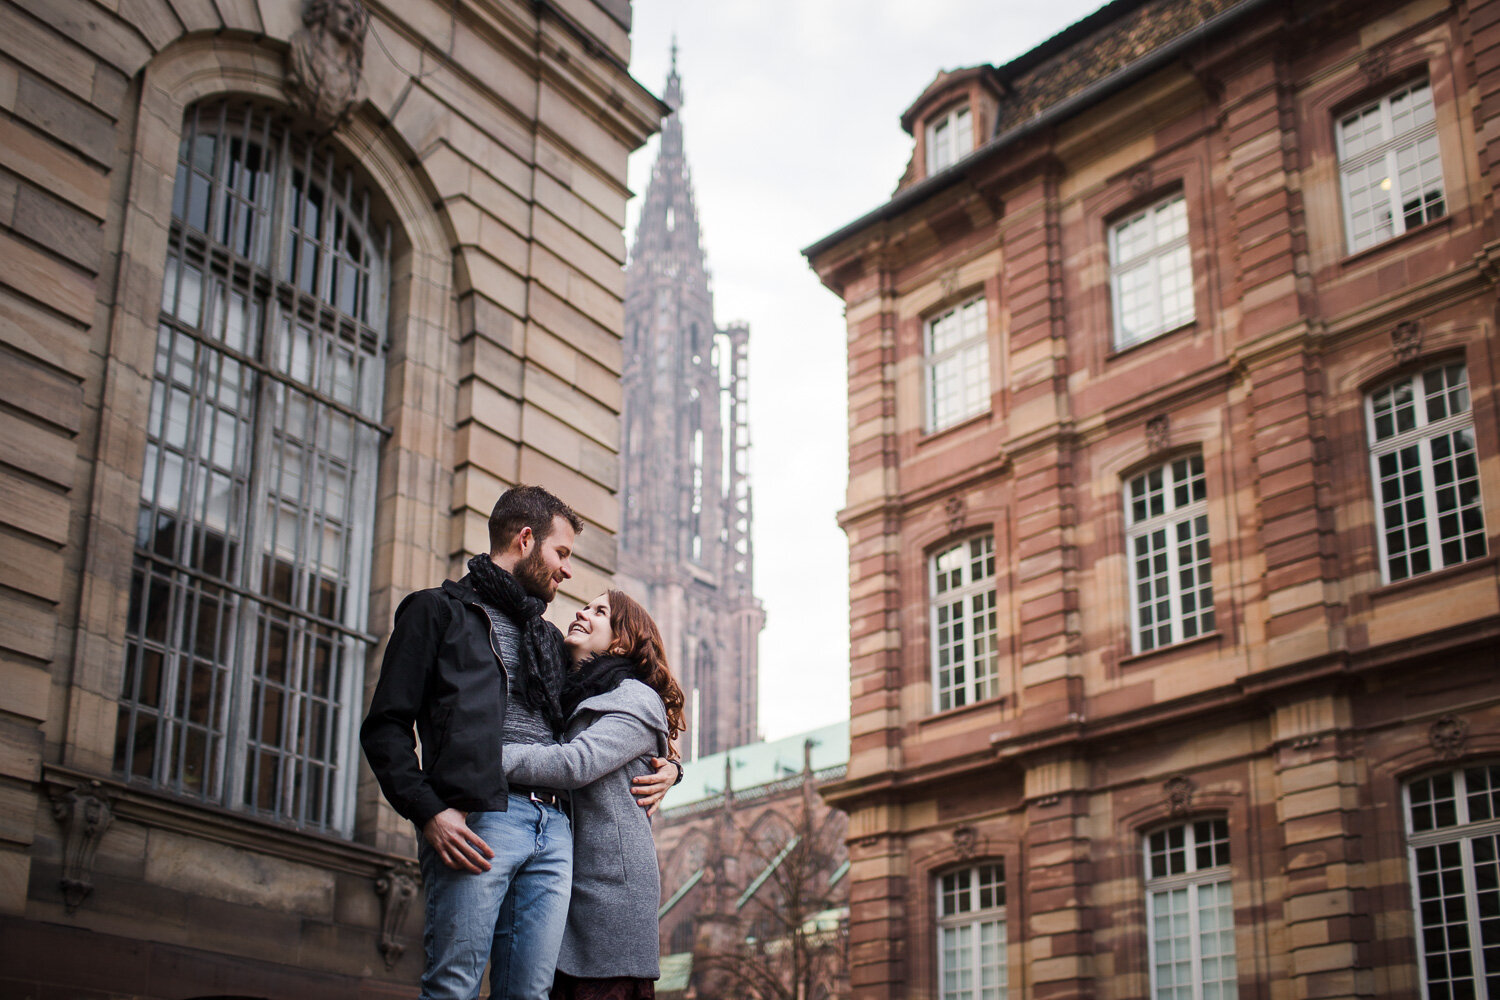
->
<box><xmin>503</xmin><ymin>712</ymin><xmax>657</xmax><ymax>790</ymax></box>
<box><xmin>359</xmin><ymin>589</ymin><xmax>451</xmax><ymax>826</ymax></box>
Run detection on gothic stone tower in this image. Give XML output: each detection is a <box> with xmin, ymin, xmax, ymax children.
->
<box><xmin>619</xmin><ymin>51</ymin><xmax>764</xmax><ymax>758</ymax></box>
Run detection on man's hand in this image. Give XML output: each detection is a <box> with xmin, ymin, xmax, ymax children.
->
<box><xmin>422</xmin><ymin>808</ymin><xmax>494</xmax><ymax>872</ymax></box>
<box><xmin>632</xmin><ymin>757</ymin><xmax>680</xmax><ymax>817</ymax></box>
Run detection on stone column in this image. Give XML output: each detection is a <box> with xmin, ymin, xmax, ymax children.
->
<box><xmin>1023</xmin><ymin>756</ymin><xmax>1095</xmax><ymax>1000</ymax></box>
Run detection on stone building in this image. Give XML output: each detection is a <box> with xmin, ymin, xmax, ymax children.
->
<box><xmin>0</xmin><ymin>0</ymin><xmax>658</xmax><ymax>994</ymax></box>
<box><xmin>617</xmin><ymin>51</ymin><xmax>765</xmax><ymax>757</ymax></box>
<box><xmin>804</xmin><ymin>0</ymin><xmax>1500</xmax><ymax>997</ymax></box>
<box><xmin>654</xmin><ymin>722</ymin><xmax>851</xmax><ymax>1000</ymax></box>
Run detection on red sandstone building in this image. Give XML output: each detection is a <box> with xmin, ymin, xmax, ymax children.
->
<box><xmin>804</xmin><ymin>0</ymin><xmax>1500</xmax><ymax>998</ymax></box>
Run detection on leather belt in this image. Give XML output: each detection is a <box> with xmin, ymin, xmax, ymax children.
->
<box><xmin>511</xmin><ymin>785</ymin><xmax>568</xmax><ymax>809</ymax></box>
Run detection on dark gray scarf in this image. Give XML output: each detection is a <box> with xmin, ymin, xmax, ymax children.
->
<box><xmin>466</xmin><ymin>553</ymin><xmax>565</xmax><ymax>731</ymax></box>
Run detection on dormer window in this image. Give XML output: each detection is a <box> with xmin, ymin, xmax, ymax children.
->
<box><xmin>926</xmin><ymin>104</ymin><xmax>973</xmax><ymax>174</ymax></box>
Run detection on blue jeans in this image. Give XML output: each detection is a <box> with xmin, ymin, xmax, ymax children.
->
<box><xmin>417</xmin><ymin>796</ymin><xmax>573</xmax><ymax>1000</ymax></box>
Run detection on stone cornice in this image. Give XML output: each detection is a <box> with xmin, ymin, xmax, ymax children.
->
<box><xmin>820</xmin><ymin>614</ymin><xmax>1500</xmax><ymax>812</ymax></box>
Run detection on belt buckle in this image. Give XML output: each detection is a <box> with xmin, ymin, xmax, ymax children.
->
<box><xmin>528</xmin><ymin>789</ymin><xmax>550</xmax><ymax>806</ymax></box>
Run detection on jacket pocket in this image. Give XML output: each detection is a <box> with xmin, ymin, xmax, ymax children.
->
<box><xmin>574</xmin><ymin>811</ymin><xmax>628</xmax><ymax>885</ymax></box>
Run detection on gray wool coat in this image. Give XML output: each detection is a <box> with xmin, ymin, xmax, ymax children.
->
<box><xmin>503</xmin><ymin>678</ymin><xmax>669</xmax><ymax>980</ymax></box>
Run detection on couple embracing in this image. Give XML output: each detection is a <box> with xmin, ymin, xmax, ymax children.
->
<box><xmin>361</xmin><ymin>485</ymin><xmax>686</xmax><ymax>1000</ymax></box>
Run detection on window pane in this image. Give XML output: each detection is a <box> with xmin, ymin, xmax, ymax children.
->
<box><xmin>117</xmin><ymin>101</ymin><xmax>387</xmax><ymax>836</ymax></box>
<box><xmin>1111</xmin><ymin>193</ymin><xmax>1193</xmax><ymax>347</ymax></box>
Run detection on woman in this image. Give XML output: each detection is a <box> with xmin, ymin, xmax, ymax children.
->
<box><xmin>503</xmin><ymin>589</ymin><xmax>686</xmax><ymax>1000</ymax></box>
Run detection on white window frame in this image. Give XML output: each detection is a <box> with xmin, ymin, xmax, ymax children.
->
<box><xmin>1337</xmin><ymin>79</ymin><xmax>1445</xmax><ymax>253</ymax></box>
<box><xmin>114</xmin><ymin>101</ymin><xmax>388</xmax><ymax>836</ymax></box>
<box><xmin>930</xmin><ymin>534</ymin><xmax>999</xmax><ymax>713</ymax></box>
<box><xmin>937</xmin><ymin>862</ymin><xmax>1008</xmax><ymax>1000</ymax></box>
<box><xmin>1109</xmin><ymin>192</ymin><xmax>1195</xmax><ymax>349</ymax></box>
<box><xmin>1405</xmin><ymin>764</ymin><xmax>1500</xmax><ymax>1000</ymax></box>
<box><xmin>1125</xmin><ymin>454</ymin><xmax>1214</xmax><ymax>654</ymax></box>
<box><xmin>1366</xmin><ymin>363</ymin><xmax>1487</xmax><ymax>583</ymax></box>
<box><xmin>924</xmin><ymin>296</ymin><xmax>990</xmax><ymax>432</ymax></box>
<box><xmin>1144</xmin><ymin>819</ymin><xmax>1238</xmax><ymax>1000</ymax></box>
<box><xmin>926</xmin><ymin>103</ymin><xmax>974</xmax><ymax>174</ymax></box>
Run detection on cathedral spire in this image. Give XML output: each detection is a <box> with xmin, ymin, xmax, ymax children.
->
<box><xmin>617</xmin><ymin>42</ymin><xmax>766</xmax><ymax>758</ymax></box>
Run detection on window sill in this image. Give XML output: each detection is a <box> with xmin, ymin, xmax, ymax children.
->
<box><xmin>919</xmin><ymin>694</ymin><xmax>1007</xmax><ymax>727</ymax></box>
<box><xmin>1338</xmin><ymin>214</ymin><xmax>1452</xmax><ymax>269</ymax></box>
<box><xmin>1368</xmin><ymin>554</ymin><xmax>1497</xmax><ymax>602</ymax></box>
<box><xmin>1118</xmin><ymin>629</ymin><xmax>1222</xmax><ymax>668</ymax></box>
<box><xmin>1106</xmin><ymin>320</ymin><xmax>1197</xmax><ymax>361</ymax></box>
<box><xmin>42</xmin><ymin>763</ymin><xmax>405</xmax><ymax>876</ymax></box>
<box><xmin>918</xmin><ymin>409</ymin><xmax>992</xmax><ymax>445</ymax></box>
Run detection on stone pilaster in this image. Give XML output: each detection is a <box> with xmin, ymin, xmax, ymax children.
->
<box><xmin>1271</xmin><ymin>694</ymin><xmax>1370</xmax><ymax>1000</ymax></box>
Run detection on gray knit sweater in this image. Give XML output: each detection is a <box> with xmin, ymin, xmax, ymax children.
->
<box><xmin>502</xmin><ymin>678</ymin><xmax>669</xmax><ymax>979</ymax></box>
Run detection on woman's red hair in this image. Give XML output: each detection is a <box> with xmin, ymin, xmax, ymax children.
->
<box><xmin>605</xmin><ymin>589</ymin><xmax>686</xmax><ymax>743</ymax></box>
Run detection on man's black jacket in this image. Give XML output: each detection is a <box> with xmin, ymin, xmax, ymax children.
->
<box><xmin>360</xmin><ymin>576</ymin><xmax>538</xmax><ymax>826</ymax></box>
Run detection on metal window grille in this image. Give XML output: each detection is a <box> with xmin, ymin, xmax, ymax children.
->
<box><xmin>1337</xmin><ymin>80</ymin><xmax>1445</xmax><ymax>253</ymax></box>
<box><xmin>1366</xmin><ymin>362</ymin><xmax>1486</xmax><ymax>583</ymax></box>
<box><xmin>1109</xmin><ymin>192</ymin><xmax>1194</xmax><ymax>348</ymax></box>
<box><xmin>114</xmin><ymin>101</ymin><xmax>389</xmax><ymax>836</ymax></box>
<box><xmin>1125</xmin><ymin>454</ymin><xmax>1214</xmax><ymax>653</ymax></box>
<box><xmin>1145</xmin><ymin>819</ymin><xmax>1238</xmax><ymax>1000</ymax></box>
<box><xmin>1405</xmin><ymin>764</ymin><xmax>1500</xmax><ymax>1000</ymax></box>
<box><xmin>937</xmin><ymin>862</ymin><xmax>1007</xmax><ymax>1000</ymax></box>
<box><xmin>925</xmin><ymin>296</ymin><xmax>990</xmax><ymax>432</ymax></box>
<box><xmin>930</xmin><ymin>534</ymin><xmax>999</xmax><ymax>711</ymax></box>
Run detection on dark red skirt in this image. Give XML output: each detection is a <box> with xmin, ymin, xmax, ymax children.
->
<box><xmin>551</xmin><ymin>972</ymin><xmax>655</xmax><ymax>1000</ymax></box>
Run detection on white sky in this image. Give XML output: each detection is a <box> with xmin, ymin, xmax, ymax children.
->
<box><xmin>622</xmin><ymin>0</ymin><xmax>1104</xmax><ymax>740</ymax></box>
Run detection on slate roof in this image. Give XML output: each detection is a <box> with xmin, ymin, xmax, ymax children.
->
<box><xmin>988</xmin><ymin>0</ymin><xmax>1242</xmax><ymax>135</ymax></box>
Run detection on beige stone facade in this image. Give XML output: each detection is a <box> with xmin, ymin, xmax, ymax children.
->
<box><xmin>806</xmin><ymin>0</ymin><xmax>1500</xmax><ymax>998</ymax></box>
<box><xmin>0</xmin><ymin>0</ymin><xmax>658</xmax><ymax>993</ymax></box>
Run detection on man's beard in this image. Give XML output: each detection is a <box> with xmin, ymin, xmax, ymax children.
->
<box><xmin>515</xmin><ymin>546</ymin><xmax>557</xmax><ymax>601</ymax></box>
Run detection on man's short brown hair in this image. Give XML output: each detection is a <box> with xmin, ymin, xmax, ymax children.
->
<box><xmin>488</xmin><ymin>485</ymin><xmax>584</xmax><ymax>553</ymax></box>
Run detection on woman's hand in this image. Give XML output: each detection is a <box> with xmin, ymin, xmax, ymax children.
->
<box><xmin>631</xmin><ymin>757</ymin><xmax>681</xmax><ymax>816</ymax></box>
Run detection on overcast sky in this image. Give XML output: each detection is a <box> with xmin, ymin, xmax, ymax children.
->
<box><xmin>622</xmin><ymin>0</ymin><xmax>1104</xmax><ymax>741</ymax></box>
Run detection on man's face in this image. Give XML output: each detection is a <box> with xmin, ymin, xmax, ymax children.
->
<box><xmin>514</xmin><ymin>515</ymin><xmax>576</xmax><ymax>602</ymax></box>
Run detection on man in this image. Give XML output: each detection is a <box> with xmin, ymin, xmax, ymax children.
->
<box><xmin>361</xmin><ymin>485</ymin><xmax>676</xmax><ymax>1000</ymax></box>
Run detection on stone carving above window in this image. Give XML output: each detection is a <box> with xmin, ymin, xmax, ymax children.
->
<box><xmin>1391</xmin><ymin>320</ymin><xmax>1423</xmax><ymax>364</ymax></box>
<box><xmin>945</xmin><ymin>495</ymin><xmax>967</xmax><ymax>534</ymax></box>
<box><xmin>1164</xmin><ymin>774</ymin><xmax>1195</xmax><ymax>816</ymax></box>
<box><xmin>285</xmin><ymin>0</ymin><xmax>371</xmax><ymax>132</ymax></box>
<box><xmin>1428</xmin><ymin>714</ymin><xmax>1469</xmax><ymax>760</ymax></box>
<box><xmin>1146</xmin><ymin>414</ymin><xmax>1170</xmax><ymax>453</ymax></box>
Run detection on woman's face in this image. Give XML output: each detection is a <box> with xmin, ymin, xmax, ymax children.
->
<box><xmin>563</xmin><ymin>594</ymin><xmax>613</xmax><ymax>662</ymax></box>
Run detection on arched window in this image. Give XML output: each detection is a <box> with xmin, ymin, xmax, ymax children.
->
<box><xmin>1143</xmin><ymin>818</ymin><xmax>1237</xmax><ymax>999</ymax></box>
<box><xmin>113</xmin><ymin>101</ymin><xmax>389</xmax><ymax>836</ymax></box>
<box><xmin>1366</xmin><ymin>362</ymin><xmax>1486</xmax><ymax>583</ymax></box>
<box><xmin>1405</xmin><ymin>763</ymin><xmax>1500</xmax><ymax>998</ymax></box>
<box><xmin>936</xmin><ymin>861</ymin><xmax>1007</xmax><ymax>1000</ymax></box>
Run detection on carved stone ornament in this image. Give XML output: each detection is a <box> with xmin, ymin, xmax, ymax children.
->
<box><xmin>939</xmin><ymin>267</ymin><xmax>961</xmax><ymax>299</ymax></box>
<box><xmin>952</xmin><ymin>826</ymin><xmax>979</xmax><ymax>861</ymax></box>
<box><xmin>285</xmin><ymin>0</ymin><xmax>371</xmax><ymax>134</ymax></box>
<box><xmin>51</xmin><ymin>781</ymin><xmax>113</xmax><ymax>913</ymax></box>
<box><xmin>375</xmin><ymin>863</ymin><xmax>421</xmax><ymax>970</ymax></box>
<box><xmin>1128</xmin><ymin>165</ymin><xmax>1153</xmax><ymax>195</ymax></box>
<box><xmin>1146</xmin><ymin>414</ymin><xmax>1170</xmax><ymax>454</ymax></box>
<box><xmin>1359</xmin><ymin>47</ymin><xmax>1392</xmax><ymax>86</ymax></box>
<box><xmin>1429</xmin><ymin>715</ymin><xmax>1470</xmax><ymax>761</ymax></box>
<box><xmin>1164</xmin><ymin>775</ymin><xmax>1195</xmax><ymax>817</ymax></box>
<box><xmin>945</xmin><ymin>495</ymin><xmax>967</xmax><ymax>534</ymax></box>
<box><xmin>1392</xmin><ymin>320</ymin><xmax>1424</xmax><ymax>364</ymax></box>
